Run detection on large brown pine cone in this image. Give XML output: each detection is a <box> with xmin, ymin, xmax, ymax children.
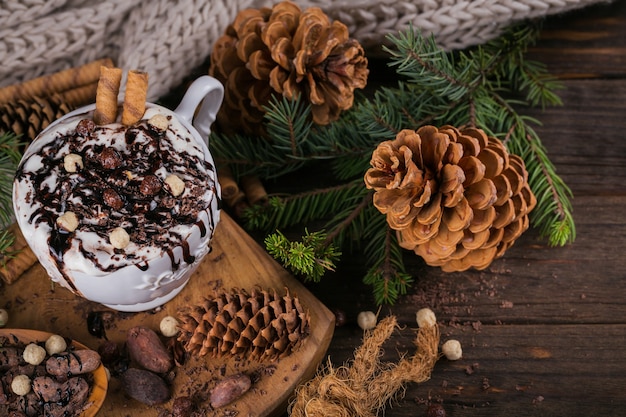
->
<box><xmin>209</xmin><ymin>1</ymin><xmax>369</xmax><ymax>136</ymax></box>
<box><xmin>364</xmin><ymin>125</ymin><xmax>537</xmax><ymax>272</ymax></box>
<box><xmin>177</xmin><ymin>287</ymin><xmax>310</xmax><ymax>360</ymax></box>
<box><xmin>0</xmin><ymin>95</ymin><xmax>71</xmax><ymax>143</ymax></box>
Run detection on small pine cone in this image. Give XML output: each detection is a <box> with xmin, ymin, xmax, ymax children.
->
<box><xmin>177</xmin><ymin>287</ymin><xmax>310</xmax><ymax>360</ymax></box>
<box><xmin>364</xmin><ymin>125</ymin><xmax>537</xmax><ymax>272</ymax></box>
<box><xmin>209</xmin><ymin>1</ymin><xmax>369</xmax><ymax>136</ymax></box>
<box><xmin>0</xmin><ymin>95</ymin><xmax>72</xmax><ymax>143</ymax></box>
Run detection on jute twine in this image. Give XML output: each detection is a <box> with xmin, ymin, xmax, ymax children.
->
<box><xmin>1</xmin><ymin>0</ymin><xmax>610</xmax><ymax>100</ymax></box>
<box><xmin>289</xmin><ymin>315</ymin><xmax>441</xmax><ymax>417</ymax></box>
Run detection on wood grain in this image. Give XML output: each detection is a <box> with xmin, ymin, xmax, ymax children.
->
<box><xmin>0</xmin><ymin>213</ymin><xmax>335</xmax><ymax>416</ymax></box>
<box><xmin>302</xmin><ymin>3</ymin><xmax>626</xmax><ymax>417</ymax></box>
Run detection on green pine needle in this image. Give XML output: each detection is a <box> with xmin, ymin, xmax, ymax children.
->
<box><xmin>0</xmin><ymin>132</ymin><xmax>23</xmax><ymax>258</ymax></box>
<box><xmin>265</xmin><ymin>229</ymin><xmax>341</xmax><ymax>282</ymax></box>
<box><xmin>212</xmin><ymin>21</ymin><xmax>575</xmax><ymax>304</ymax></box>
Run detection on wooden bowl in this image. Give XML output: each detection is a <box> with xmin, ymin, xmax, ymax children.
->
<box><xmin>0</xmin><ymin>328</ymin><xmax>107</xmax><ymax>417</ymax></box>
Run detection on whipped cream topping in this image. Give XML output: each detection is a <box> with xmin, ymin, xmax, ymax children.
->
<box><xmin>14</xmin><ymin>106</ymin><xmax>220</xmax><ymax>292</ymax></box>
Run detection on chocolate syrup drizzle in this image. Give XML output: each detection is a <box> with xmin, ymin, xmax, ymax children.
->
<box><xmin>15</xmin><ymin>114</ymin><xmax>219</xmax><ymax>277</ymax></box>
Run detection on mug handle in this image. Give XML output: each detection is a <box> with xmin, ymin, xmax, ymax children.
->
<box><xmin>174</xmin><ymin>76</ymin><xmax>224</xmax><ymax>144</ymax></box>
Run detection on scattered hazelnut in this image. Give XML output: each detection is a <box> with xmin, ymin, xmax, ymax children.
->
<box><xmin>57</xmin><ymin>211</ymin><xmax>79</xmax><ymax>232</ymax></box>
<box><xmin>102</xmin><ymin>188</ymin><xmax>124</xmax><ymax>210</ymax></box>
<box><xmin>148</xmin><ymin>114</ymin><xmax>169</xmax><ymax>131</ymax></box>
<box><xmin>63</xmin><ymin>153</ymin><xmax>83</xmax><ymax>173</ymax></box>
<box><xmin>45</xmin><ymin>334</ymin><xmax>68</xmax><ymax>355</ymax></box>
<box><xmin>159</xmin><ymin>315</ymin><xmax>179</xmax><ymax>337</ymax></box>
<box><xmin>109</xmin><ymin>227</ymin><xmax>130</xmax><ymax>249</ymax></box>
<box><xmin>416</xmin><ymin>308</ymin><xmax>437</xmax><ymax>328</ymax></box>
<box><xmin>75</xmin><ymin>118</ymin><xmax>96</xmax><ymax>135</ymax></box>
<box><xmin>357</xmin><ymin>311</ymin><xmax>377</xmax><ymax>330</ymax></box>
<box><xmin>140</xmin><ymin>174</ymin><xmax>162</xmax><ymax>196</ymax></box>
<box><xmin>164</xmin><ymin>174</ymin><xmax>185</xmax><ymax>197</ymax></box>
<box><xmin>442</xmin><ymin>339</ymin><xmax>463</xmax><ymax>361</ymax></box>
<box><xmin>11</xmin><ymin>374</ymin><xmax>31</xmax><ymax>396</ymax></box>
<box><xmin>23</xmin><ymin>343</ymin><xmax>47</xmax><ymax>365</ymax></box>
<box><xmin>0</xmin><ymin>309</ymin><xmax>8</xmax><ymax>327</ymax></box>
<box><xmin>100</xmin><ymin>147</ymin><xmax>122</xmax><ymax>170</ymax></box>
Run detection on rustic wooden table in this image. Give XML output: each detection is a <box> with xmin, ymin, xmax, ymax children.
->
<box><xmin>1</xmin><ymin>2</ymin><xmax>624</xmax><ymax>417</ymax></box>
<box><xmin>299</xmin><ymin>1</ymin><xmax>626</xmax><ymax>416</ymax></box>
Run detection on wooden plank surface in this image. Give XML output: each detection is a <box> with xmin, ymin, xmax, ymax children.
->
<box><xmin>1</xmin><ymin>213</ymin><xmax>335</xmax><ymax>417</ymax></box>
<box><xmin>303</xmin><ymin>2</ymin><xmax>626</xmax><ymax>417</ymax></box>
<box><xmin>2</xmin><ymin>1</ymin><xmax>625</xmax><ymax>417</ymax></box>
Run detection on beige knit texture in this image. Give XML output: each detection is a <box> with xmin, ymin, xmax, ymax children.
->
<box><xmin>0</xmin><ymin>0</ymin><xmax>610</xmax><ymax>100</ymax></box>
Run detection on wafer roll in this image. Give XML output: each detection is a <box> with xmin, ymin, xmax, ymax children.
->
<box><xmin>122</xmin><ymin>70</ymin><xmax>149</xmax><ymax>126</ymax></box>
<box><xmin>94</xmin><ymin>66</ymin><xmax>122</xmax><ymax>125</ymax></box>
<box><xmin>0</xmin><ymin>58</ymin><xmax>113</xmax><ymax>105</ymax></box>
<box><xmin>58</xmin><ymin>82</ymin><xmax>99</xmax><ymax>109</ymax></box>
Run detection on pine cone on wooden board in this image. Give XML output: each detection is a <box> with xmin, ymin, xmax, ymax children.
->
<box><xmin>177</xmin><ymin>287</ymin><xmax>310</xmax><ymax>361</ymax></box>
<box><xmin>209</xmin><ymin>0</ymin><xmax>369</xmax><ymax>136</ymax></box>
<box><xmin>365</xmin><ymin>125</ymin><xmax>537</xmax><ymax>272</ymax></box>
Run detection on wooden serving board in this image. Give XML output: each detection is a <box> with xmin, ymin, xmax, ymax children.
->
<box><xmin>0</xmin><ymin>212</ymin><xmax>335</xmax><ymax>417</ymax></box>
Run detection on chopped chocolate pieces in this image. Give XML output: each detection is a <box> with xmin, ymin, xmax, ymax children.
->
<box><xmin>75</xmin><ymin>119</ymin><xmax>95</xmax><ymax>136</ymax></box>
<box><xmin>100</xmin><ymin>147</ymin><xmax>122</xmax><ymax>170</ymax></box>
<box><xmin>102</xmin><ymin>188</ymin><xmax>124</xmax><ymax>210</ymax></box>
<box><xmin>140</xmin><ymin>174</ymin><xmax>162</xmax><ymax>196</ymax></box>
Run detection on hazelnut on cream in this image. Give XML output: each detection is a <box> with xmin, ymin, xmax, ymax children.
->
<box><xmin>109</xmin><ymin>227</ymin><xmax>130</xmax><ymax>249</ymax></box>
<box><xmin>63</xmin><ymin>153</ymin><xmax>83</xmax><ymax>172</ymax></box>
<box><xmin>148</xmin><ymin>114</ymin><xmax>169</xmax><ymax>131</ymax></box>
<box><xmin>165</xmin><ymin>174</ymin><xmax>185</xmax><ymax>197</ymax></box>
<box><xmin>57</xmin><ymin>211</ymin><xmax>79</xmax><ymax>232</ymax></box>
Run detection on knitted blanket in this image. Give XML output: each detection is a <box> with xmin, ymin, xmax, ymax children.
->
<box><xmin>0</xmin><ymin>0</ymin><xmax>610</xmax><ymax>101</ymax></box>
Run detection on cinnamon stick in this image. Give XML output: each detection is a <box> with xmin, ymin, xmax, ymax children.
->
<box><xmin>241</xmin><ymin>175</ymin><xmax>268</xmax><ymax>206</ymax></box>
<box><xmin>0</xmin><ymin>224</ymin><xmax>38</xmax><ymax>285</ymax></box>
<box><xmin>0</xmin><ymin>58</ymin><xmax>114</xmax><ymax>105</ymax></box>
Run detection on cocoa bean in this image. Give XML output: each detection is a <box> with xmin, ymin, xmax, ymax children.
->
<box><xmin>0</xmin><ymin>347</ymin><xmax>21</xmax><ymax>371</ymax></box>
<box><xmin>32</xmin><ymin>375</ymin><xmax>88</xmax><ymax>404</ymax></box>
<box><xmin>45</xmin><ymin>350</ymin><xmax>101</xmax><ymax>376</ymax></box>
<box><xmin>210</xmin><ymin>373</ymin><xmax>251</xmax><ymax>409</ymax></box>
<box><xmin>121</xmin><ymin>368</ymin><xmax>170</xmax><ymax>405</ymax></box>
<box><xmin>126</xmin><ymin>326</ymin><xmax>173</xmax><ymax>373</ymax></box>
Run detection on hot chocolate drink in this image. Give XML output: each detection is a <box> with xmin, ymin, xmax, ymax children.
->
<box><xmin>13</xmin><ymin>102</ymin><xmax>221</xmax><ymax>311</ymax></box>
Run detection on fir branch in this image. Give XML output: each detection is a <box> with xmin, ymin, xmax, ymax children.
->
<box><xmin>384</xmin><ymin>27</ymin><xmax>473</xmax><ymax>101</ymax></box>
<box><xmin>487</xmin><ymin>94</ymin><xmax>575</xmax><ymax>245</ymax></box>
<box><xmin>0</xmin><ymin>132</ymin><xmax>22</xmax><ymax>256</ymax></box>
<box><xmin>265</xmin><ymin>229</ymin><xmax>341</xmax><ymax>282</ymax></box>
<box><xmin>243</xmin><ymin>180</ymin><xmax>368</xmax><ymax>233</ymax></box>
<box><xmin>213</xmin><ymin>22</ymin><xmax>575</xmax><ymax>304</ymax></box>
<box><xmin>362</xmin><ymin>223</ymin><xmax>413</xmax><ymax>305</ymax></box>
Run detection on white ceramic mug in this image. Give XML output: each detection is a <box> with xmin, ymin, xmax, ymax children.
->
<box><xmin>13</xmin><ymin>76</ymin><xmax>224</xmax><ymax>312</ymax></box>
